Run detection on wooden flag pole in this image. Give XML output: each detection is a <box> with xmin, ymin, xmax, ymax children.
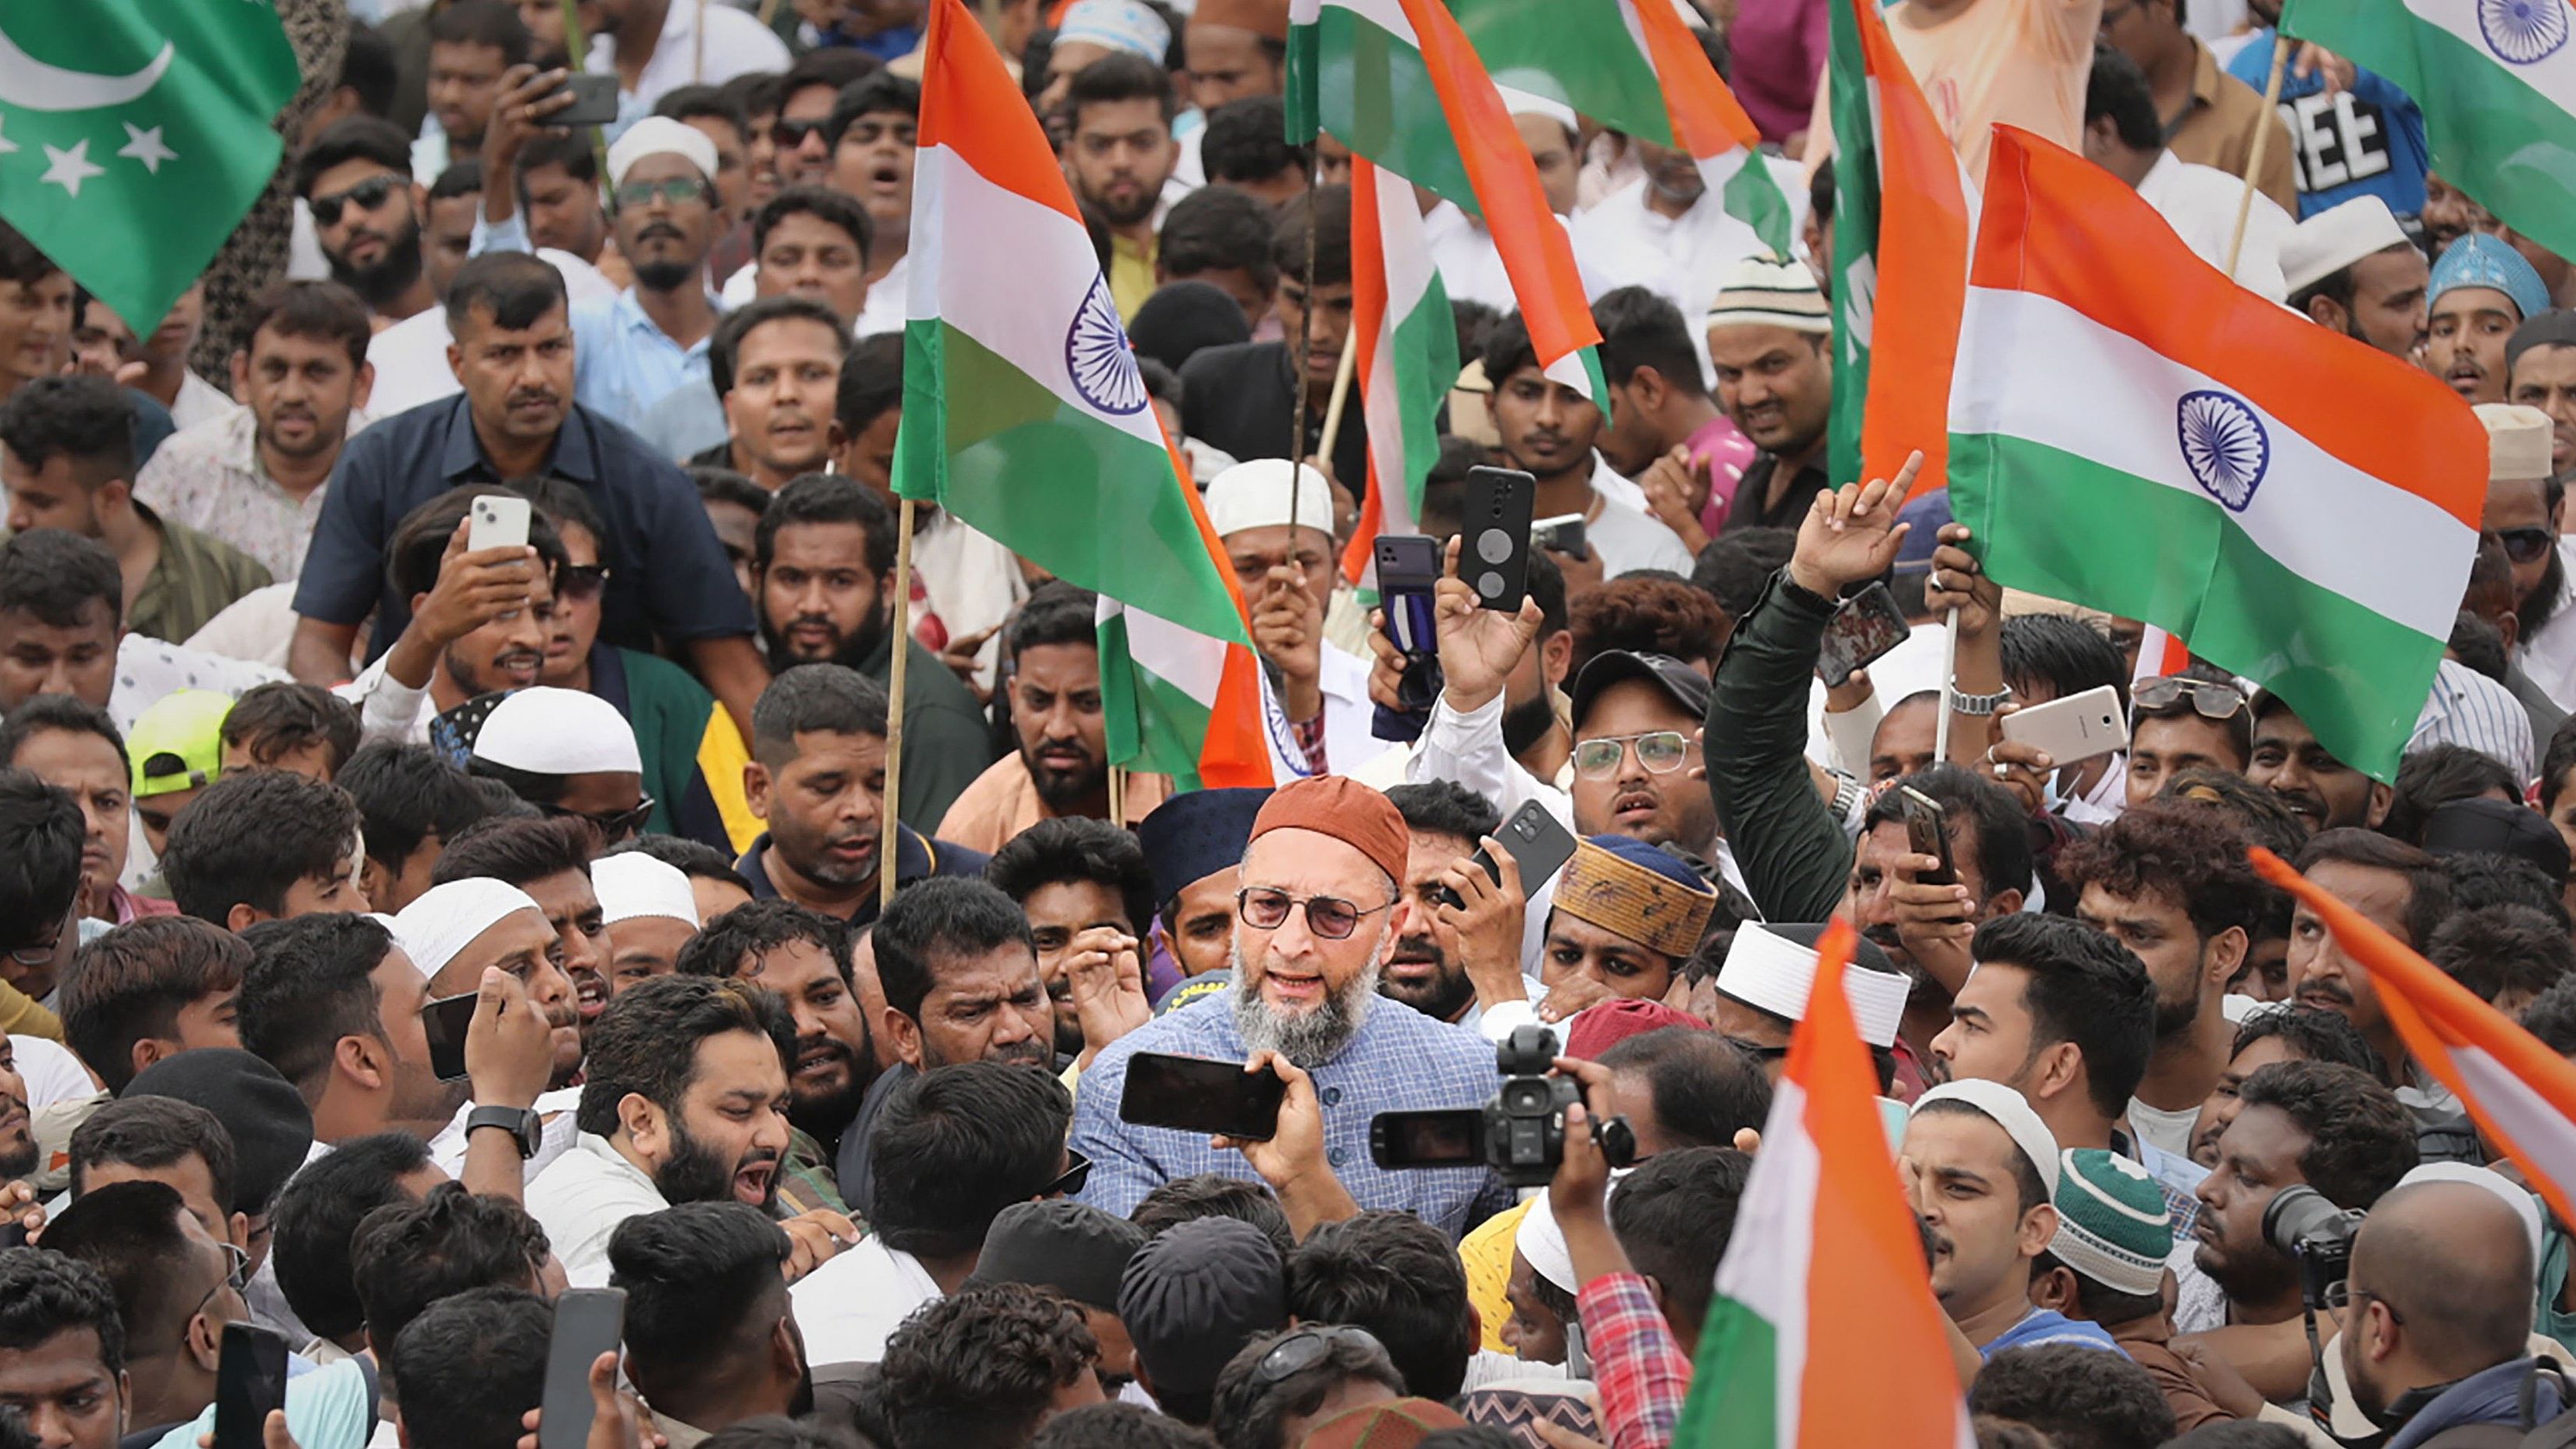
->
<box><xmin>1109</xmin><ymin>764</ymin><xmax>1127</xmax><ymax>829</ymax></box>
<box><xmin>1315</xmin><ymin>324</ymin><xmax>1361</xmax><ymax>484</ymax></box>
<box><xmin>1286</xmin><ymin>149</ymin><xmax>1324</xmax><ymax>541</ymax></box>
<box><xmin>881</xmin><ymin>497</ymin><xmax>919</xmax><ymax>912</ymax></box>
<box><xmin>2225</xmin><ymin>34</ymin><xmax>2290</xmax><ymax>281</ymax></box>
<box><xmin>1933</xmin><ymin>606</ymin><xmax>1961</xmax><ymax>761</ymax></box>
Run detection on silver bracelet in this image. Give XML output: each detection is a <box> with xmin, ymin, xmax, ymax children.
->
<box><xmin>1948</xmin><ymin>681</ymin><xmax>2011</xmax><ymax>716</ymax></box>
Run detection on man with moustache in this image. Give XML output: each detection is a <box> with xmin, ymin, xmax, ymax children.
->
<box><xmin>391</xmin><ymin>877</ymin><xmax>588</xmax><ymax>1095</ymax></box>
<box><xmin>1181</xmin><ymin>188</ymin><xmax>1370</xmax><ymax>489</ymax></box>
<box><xmin>2245</xmin><ymin>691</ymin><xmax>2392</xmax><ymax>833</ymax></box>
<box><xmin>1071</xmin><ymin>777</ymin><xmax>1515</xmax><ymax>1236</ymax></box>
<box><xmin>431</xmin><ymin>818</ymin><xmax>618</xmax><ymax>1046</ymax></box>
<box><xmin>986</xmin><ymin>818</ymin><xmax>1159</xmax><ymax>1067</ymax></box>
<box><xmin>939</xmin><ymin>584</ymin><xmax>1169</xmax><ymax>853</ymax></box>
<box><xmin>1901</xmin><ymin>1083</ymin><xmax>2117</xmax><ymax>1357</ymax></box>
<box><xmin>2426</xmin><ymin>233</ymin><xmax>2552</xmax><ymax>406</ymax></box>
<box><xmin>290</xmin><ymin>254</ymin><xmax>767</xmax><ymax>738</ymax></box>
<box><xmin>677</xmin><ymin>900</ymin><xmax>876</xmax><ymax>1213</ymax></box>
<box><xmin>1061</xmin><ymin>56</ymin><xmax>1183</xmax><ymax>322</ymax></box>
<box><xmin>2280</xmin><ymin>197</ymin><xmax>2429</xmax><ymax>362</ymax></box>
<box><xmin>527</xmin><ymin>974</ymin><xmax>853</xmax><ymax>1281</ymax></box>
<box><xmin>2477</xmin><ymin>404</ymin><xmax>2576</xmax><ymax>713</ymax></box>
<box><xmin>736</xmin><ymin>664</ymin><xmax>988</xmax><ymax>931</ymax></box>
<box><xmin>753</xmin><ymin>474</ymin><xmax>989</xmax><ymax>830</ymax></box>
<box><xmin>2512</xmin><ymin>313</ymin><xmax>2576</xmax><ymax>487</ymax></box>
<box><xmin>1702</xmin><ymin>257</ymin><xmax>1836</xmax><ymax>532</ymax></box>
<box><xmin>692</xmin><ymin>298</ymin><xmax>847</xmax><ymax>490</ymax></box>
<box><xmin>832</xmin><ymin>878</ymin><xmax>1059</xmax><ymax>1217</ymax></box>
<box><xmin>298</xmin><ymin>119</ymin><xmax>440</xmax><ymax>326</ymax></box>
<box><xmin>1380</xmin><ymin>782</ymin><xmax>1515</xmax><ymax>1028</ymax></box>
<box><xmin>335</xmin><ymin>487</ymin><xmax>569</xmax><ymax>744</ymax></box>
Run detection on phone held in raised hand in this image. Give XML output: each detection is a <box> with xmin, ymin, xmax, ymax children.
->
<box><xmin>420</xmin><ymin>990</ymin><xmax>480</xmax><ymax>1083</ymax></box>
<box><xmin>1816</xmin><ymin>580</ymin><xmax>1910</xmax><ymax>688</ymax></box>
<box><xmin>466</xmin><ymin>494</ymin><xmax>532</xmax><ymax>553</ymax></box>
<box><xmin>1899</xmin><ymin>784</ymin><xmax>1957</xmax><ymax>888</ymax></box>
<box><xmin>1997</xmin><ymin>683</ymin><xmax>2128</xmax><ymax>767</ymax></box>
<box><xmin>538</xmin><ymin>1289</ymin><xmax>626</xmax><ymax>1449</ymax></box>
<box><xmin>1375</xmin><ymin>534</ymin><xmax>1443</xmax><ymax>712</ymax></box>
<box><xmin>1461</xmin><ymin>466</ymin><xmax>1536</xmax><ymax>613</ymax></box>
<box><xmin>213</xmin><ymin>1323</ymin><xmax>289</xmax><ymax>1449</ymax></box>
<box><xmin>1435</xmin><ymin>799</ymin><xmax>1579</xmax><ymax>910</ymax></box>
<box><xmin>549</xmin><ymin>73</ymin><xmax>621</xmax><ymax>128</ymax></box>
<box><xmin>1118</xmin><ymin>1052</ymin><xmax>1288</xmax><ymax>1141</ymax></box>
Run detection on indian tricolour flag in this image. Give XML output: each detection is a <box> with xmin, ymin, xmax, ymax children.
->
<box><xmin>1947</xmin><ymin>127</ymin><xmax>2483</xmax><ymax>784</ymax></box>
<box><xmin>1674</xmin><ymin>920</ymin><xmax>1971</xmax><ymax>1449</ymax></box>
<box><xmin>1287</xmin><ymin>0</ymin><xmax>1604</xmax><ymax>402</ymax></box>
<box><xmin>1826</xmin><ymin>0</ymin><xmax>1972</xmax><ymax>497</ymax></box>
<box><xmin>1339</xmin><ymin>156</ymin><xmax>1459</xmax><ymax>588</ymax></box>
<box><xmin>1449</xmin><ymin>0</ymin><xmax>1792</xmax><ymax>259</ymax></box>
<box><xmin>2254</xmin><ymin>848</ymin><xmax>2576</xmax><ymax>1225</ymax></box>
<box><xmin>895</xmin><ymin>0</ymin><xmax>1269</xmax><ymax>789</ymax></box>
<box><xmin>2285</xmin><ymin>0</ymin><xmax>2576</xmax><ymax>262</ymax></box>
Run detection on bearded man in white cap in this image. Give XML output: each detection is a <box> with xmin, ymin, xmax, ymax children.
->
<box><xmin>1204</xmin><ymin>459</ymin><xmax>1395</xmax><ymax>781</ymax></box>
<box><xmin>2481</xmin><ymin>404</ymin><xmax>2576</xmax><ymax>712</ymax></box>
<box><xmin>1903</xmin><ymin>1080</ymin><xmax>2120</xmax><ymax>1357</ymax></box>
<box><xmin>2282</xmin><ymin>196</ymin><xmax>2429</xmax><ymax>361</ymax></box>
<box><xmin>393</xmin><ymin>875</ymin><xmax>587</xmax><ymax>1089</ymax></box>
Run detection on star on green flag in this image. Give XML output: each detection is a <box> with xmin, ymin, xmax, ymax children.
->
<box><xmin>0</xmin><ymin>1</ymin><xmax>299</xmax><ymax>331</ymax></box>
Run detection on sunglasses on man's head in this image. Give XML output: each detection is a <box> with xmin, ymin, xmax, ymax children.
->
<box><xmin>311</xmin><ymin>174</ymin><xmax>401</xmax><ymax>227</ymax></box>
<box><xmin>2496</xmin><ymin>526</ymin><xmax>2556</xmax><ymax>566</ymax></box>
<box><xmin>2130</xmin><ymin>674</ymin><xmax>2245</xmax><ymax>721</ymax></box>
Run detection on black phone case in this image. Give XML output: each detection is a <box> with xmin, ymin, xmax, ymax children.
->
<box><xmin>1461</xmin><ymin>467</ymin><xmax>1536</xmax><ymax>613</ymax></box>
<box><xmin>1117</xmin><ymin>1053</ymin><xmax>1286</xmax><ymax>1141</ymax></box>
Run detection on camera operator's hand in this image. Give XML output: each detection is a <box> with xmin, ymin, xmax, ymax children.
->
<box><xmin>1536</xmin><ymin>973</ymin><xmax>1615</xmax><ymax>1025</ymax></box>
<box><xmin>1545</xmin><ymin>1098</ymin><xmax>1637</xmax><ymax>1295</ymax></box>
<box><xmin>1431</xmin><ymin>837</ymin><xmax>1529</xmax><ymax>1010</ymax></box>
<box><xmin>1435</xmin><ymin>535</ymin><xmax>1544</xmax><ymax>715</ymax></box>
<box><xmin>1786</xmin><ymin>453</ymin><xmax>1923</xmax><ymax>600</ymax></box>
<box><xmin>1888</xmin><ymin>853</ymin><xmax>1977</xmax><ymax>997</ymax></box>
<box><xmin>1214</xmin><ymin>1051</ymin><xmax>1359</xmax><ymax>1239</ymax></box>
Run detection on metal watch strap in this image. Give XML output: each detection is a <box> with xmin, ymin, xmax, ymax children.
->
<box><xmin>1947</xmin><ymin>681</ymin><xmax>2011</xmax><ymax>717</ymax></box>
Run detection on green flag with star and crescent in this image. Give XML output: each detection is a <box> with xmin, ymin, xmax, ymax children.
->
<box><xmin>0</xmin><ymin>0</ymin><xmax>299</xmax><ymax>332</ymax></box>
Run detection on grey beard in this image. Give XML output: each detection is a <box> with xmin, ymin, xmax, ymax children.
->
<box><xmin>1231</xmin><ymin>941</ymin><xmax>1382</xmax><ymax>1069</ymax></box>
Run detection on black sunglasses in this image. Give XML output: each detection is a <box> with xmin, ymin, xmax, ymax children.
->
<box><xmin>542</xmin><ymin>797</ymin><xmax>656</xmax><ymax>842</ymax></box>
<box><xmin>312</xmin><ymin>174</ymin><xmax>400</xmax><ymax>227</ymax></box>
<box><xmin>2497</xmin><ymin>526</ymin><xmax>2556</xmax><ymax>566</ymax></box>
<box><xmin>1249</xmin><ymin>1326</ymin><xmax>1386</xmax><ymax>1388</ymax></box>
<box><xmin>1040</xmin><ymin>1149</ymin><xmax>1092</xmax><ymax>1198</ymax></box>
<box><xmin>556</xmin><ymin>563</ymin><xmax>609</xmax><ymax>602</ymax></box>
<box><xmin>770</xmin><ymin>116</ymin><xmax>830</xmax><ymax>150</ymax></box>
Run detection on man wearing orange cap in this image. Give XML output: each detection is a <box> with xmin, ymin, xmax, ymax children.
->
<box><xmin>1070</xmin><ymin>775</ymin><xmax>1514</xmax><ymax>1236</ymax></box>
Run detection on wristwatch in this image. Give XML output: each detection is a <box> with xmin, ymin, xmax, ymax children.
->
<box><xmin>1947</xmin><ymin>680</ymin><xmax>2013</xmax><ymax>717</ymax></box>
<box><xmin>466</xmin><ymin>1105</ymin><xmax>542</xmax><ymax>1160</ymax></box>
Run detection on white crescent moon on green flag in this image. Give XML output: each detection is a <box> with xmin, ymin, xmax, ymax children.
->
<box><xmin>0</xmin><ymin>27</ymin><xmax>172</xmax><ymax>113</ymax></box>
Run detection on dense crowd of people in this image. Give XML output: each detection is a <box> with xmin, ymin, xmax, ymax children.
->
<box><xmin>0</xmin><ymin>0</ymin><xmax>2571</xmax><ymax>1445</ymax></box>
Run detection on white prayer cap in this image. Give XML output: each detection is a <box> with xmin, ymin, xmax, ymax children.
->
<box><xmin>1492</xmin><ymin>75</ymin><xmax>1578</xmax><ymax>136</ymax></box>
<box><xmin>1055</xmin><ymin>0</ymin><xmax>1173</xmax><ymax>61</ymax></box>
<box><xmin>2279</xmin><ymin>196</ymin><xmax>2411</xmax><ymax>297</ymax></box>
<box><xmin>1715</xmin><ymin>922</ymin><xmax>1909</xmax><ymax>1049</ymax></box>
<box><xmin>2479</xmin><ymin>402</ymin><xmax>2554</xmax><ymax>483</ymax></box>
<box><xmin>1202</xmin><ymin>459</ymin><xmax>1335</xmax><ymax>539</ymax></box>
<box><xmin>593</xmin><ymin>851</ymin><xmax>700</xmax><ymax>928</ymax></box>
<box><xmin>391</xmin><ymin>878</ymin><xmax>545</xmax><ymax>983</ymax></box>
<box><xmin>1705</xmin><ymin>255</ymin><xmax>1831</xmax><ymax>335</ymax></box>
<box><xmin>2397</xmin><ymin>1162</ymin><xmax>2543</xmax><ymax>1264</ymax></box>
<box><xmin>1515</xmin><ymin>1191</ymin><xmax>1577</xmax><ymax>1294</ymax></box>
<box><xmin>1911</xmin><ymin>1080</ymin><xmax>2062</xmax><ymax>1196</ymax></box>
<box><xmin>472</xmin><ymin>687</ymin><xmax>642</xmax><ymax>775</ymax></box>
<box><xmin>607</xmin><ymin>116</ymin><xmax>722</xmax><ymax>192</ymax></box>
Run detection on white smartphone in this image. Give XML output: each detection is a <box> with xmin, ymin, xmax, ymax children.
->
<box><xmin>1999</xmin><ymin>683</ymin><xmax>2129</xmax><ymax>765</ymax></box>
<box><xmin>466</xmin><ymin>494</ymin><xmax>532</xmax><ymax>553</ymax></box>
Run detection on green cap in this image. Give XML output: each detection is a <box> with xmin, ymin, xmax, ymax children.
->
<box><xmin>127</xmin><ymin>689</ymin><xmax>232</xmax><ymax>799</ymax></box>
<box><xmin>2049</xmin><ymin>1148</ymin><xmax>2171</xmax><ymax>1297</ymax></box>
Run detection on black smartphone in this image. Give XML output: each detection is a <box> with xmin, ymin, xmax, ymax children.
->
<box><xmin>1435</xmin><ymin>799</ymin><xmax>1580</xmax><ymax>910</ymax></box>
<box><xmin>1375</xmin><ymin>534</ymin><xmax>1442</xmax><ymax>712</ymax></box>
<box><xmin>1369</xmin><ymin>1108</ymin><xmax>1486</xmax><ymax>1170</ymax></box>
<box><xmin>1118</xmin><ymin>1052</ymin><xmax>1287</xmax><ymax>1141</ymax></box>
<box><xmin>1899</xmin><ymin>784</ymin><xmax>1958</xmax><ymax>888</ymax></box>
<box><xmin>1816</xmin><ymin>580</ymin><xmax>1911</xmax><ymax>688</ymax></box>
<box><xmin>421</xmin><ymin>991</ymin><xmax>480</xmax><ymax>1083</ymax></box>
<box><xmin>213</xmin><ymin>1323</ymin><xmax>289</xmax><ymax>1449</ymax></box>
<box><xmin>1461</xmin><ymin>466</ymin><xmax>1536</xmax><ymax>613</ymax></box>
<box><xmin>539</xmin><ymin>1289</ymin><xmax>626</xmax><ymax>1449</ymax></box>
<box><xmin>550</xmin><ymin>73</ymin><xmax>621</xmax><ymax>129</ymax></box>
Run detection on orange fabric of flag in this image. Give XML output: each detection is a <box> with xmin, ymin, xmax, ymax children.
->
<box><xmin>1630</xmin><ymin>0</ymin><xmax>1763</xmax><ymax>158</ymax></box>
<box><xmin>1390</xmin><ymin>0</ymin><xmax>1598</xmax><ymax>369</ymax></box>
<box><xmin>1854</xmin><ymin>0</ymin><xmax>1968</xmax><ymax>502</ymax></box>
<box><xmin>2251</xmin><ymin>848</ymin><xmax>2576</xmax><ymax>1225</ymax></box>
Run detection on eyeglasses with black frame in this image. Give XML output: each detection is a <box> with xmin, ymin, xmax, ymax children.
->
<box><xmin>1235</xmin><ymin>887</ymin><xmax>1394</xmax><ymax>941</ymax></box>
<box><xmin>542</xmin><ymin>797</ymin><xmax>657</xmax><ymax>844</ymax></box>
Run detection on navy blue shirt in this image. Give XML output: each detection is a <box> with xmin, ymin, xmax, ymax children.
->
<box><xmin>735</xmin><ymin>823</ymin><xmax>991</xmax><ymax>927</ymax></box>
<box><xmin>289</xmin><ymin>394</ymin><xmax>756</xmax><ymax>660</ymax></box>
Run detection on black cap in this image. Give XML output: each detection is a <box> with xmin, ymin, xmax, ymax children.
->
<box><xmin>1137</xmin><ymin>787</ymin><xmax>1272</xmax><ymax>908</ymax></box>
<box><xmin>123</xmin><ymin>1049</ymin><xmax>314</xmax><ymax>1215</ymax></box>
<box><xmin>1118</xmin><ymin>1215</ymin><xmax>1288</xmax><ymax>1395</ymax></box>
<box><xmin>966</xmin><ymin>1199</ymin><xmax>1147</xmax><ymax>1312</ymax></box>
<box><xmin>2423</xmin><ymin>797</ymin><xmax>2573</xmax><ymax>882</ymax></box>
<box><xmin>1568</xmin><ymin>650</ymin><xmax>1710</xmax><ymax>734</ymax></box>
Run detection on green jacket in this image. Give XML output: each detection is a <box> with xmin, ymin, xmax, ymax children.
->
<box><xmin>1705</xmin><ymin>570</ymin><xmax>1852</xmax><ymax>924</ymax></box>
<box><xmin>857</xmin><ymin>629</ymin><xmax>992</xmax><ymax>832</ymax></box>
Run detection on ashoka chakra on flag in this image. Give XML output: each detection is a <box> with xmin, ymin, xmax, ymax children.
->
<box><xmin>2480</xmin><ymin>0</ymin><xmax>2570</xmax><ymax>64</ymax></box>
<box><xmin>2176</xmin><ymin>390</ymin><xmax>2269</xmax><ymax>512</ymax></box>
<box><xmin>1066</xmin><ymin>277</ymin><xmax>1149</xmax><ymax>416</ymax></box>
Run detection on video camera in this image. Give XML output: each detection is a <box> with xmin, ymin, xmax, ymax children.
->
<box><xmin>1367</xmin><ymin>1025</ymin><xmax>1638</xmax><ymax>1188</ymax></box>
<box><xmin>2263</xmin><ymin>1184</ymin><xmax>2363</xmax><ymax>1312</ymax></box>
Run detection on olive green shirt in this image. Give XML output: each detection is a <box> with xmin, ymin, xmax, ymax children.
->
<box><xmin>128</xmin><ymin>507</ymin><xmax>272</xmax><ymax>644</ymax></box>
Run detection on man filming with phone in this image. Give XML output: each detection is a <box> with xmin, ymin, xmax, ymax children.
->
<box><xmin>1070</xmin><ymin>776</ymin><xmax>1514</xmax><ymax>1236</ymax></box>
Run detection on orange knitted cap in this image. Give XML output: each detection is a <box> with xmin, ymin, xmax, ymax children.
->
<box><xmin>1246</xmin><ymin>775</ymin><xmax>1411</xmax><ymax>889</ymax></box>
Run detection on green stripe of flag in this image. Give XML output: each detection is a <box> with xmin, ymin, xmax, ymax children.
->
<box><xmin>1096</xmin><ymin>611</ymin><xmax>1217</xmax><ymax>789</ymax></box>
<box><xmin>2284</xmin><ymin>0</ymin><xmax>2576</xmax><ymax>263</ymax></box>
<box><xmin>1825</xmin><ymin>0</ymin><xmax>1879</xmax><ymax>491</ymax></box>
<box><xmin>1390</xmin><ymin>268</ymin><xmax>1459</xmax><ymax>522</ymax></box>
<box><xmin>1949</xmin><ymin>430</ymin><xmax>2442</xmax><ymax>776</ymax></box>
<box><xmin>1290</xmin><ymin>6</ymin><xmax>1482</xmax><ymax>217</ymax></box>
<box><xmin>898</xmin><ymin>319</ymin><xmax>1241</xmax><ymax>642</ymax></box>
<box><xmin>1672</xmin><ymin>1295</ymin><xmax>1781</xmax><ymax>1448</ymax></box>
<box><xmin>1449</xmin><ymin>0</ymin><xmax>1672</xmax><ymax>144</ymax></box>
